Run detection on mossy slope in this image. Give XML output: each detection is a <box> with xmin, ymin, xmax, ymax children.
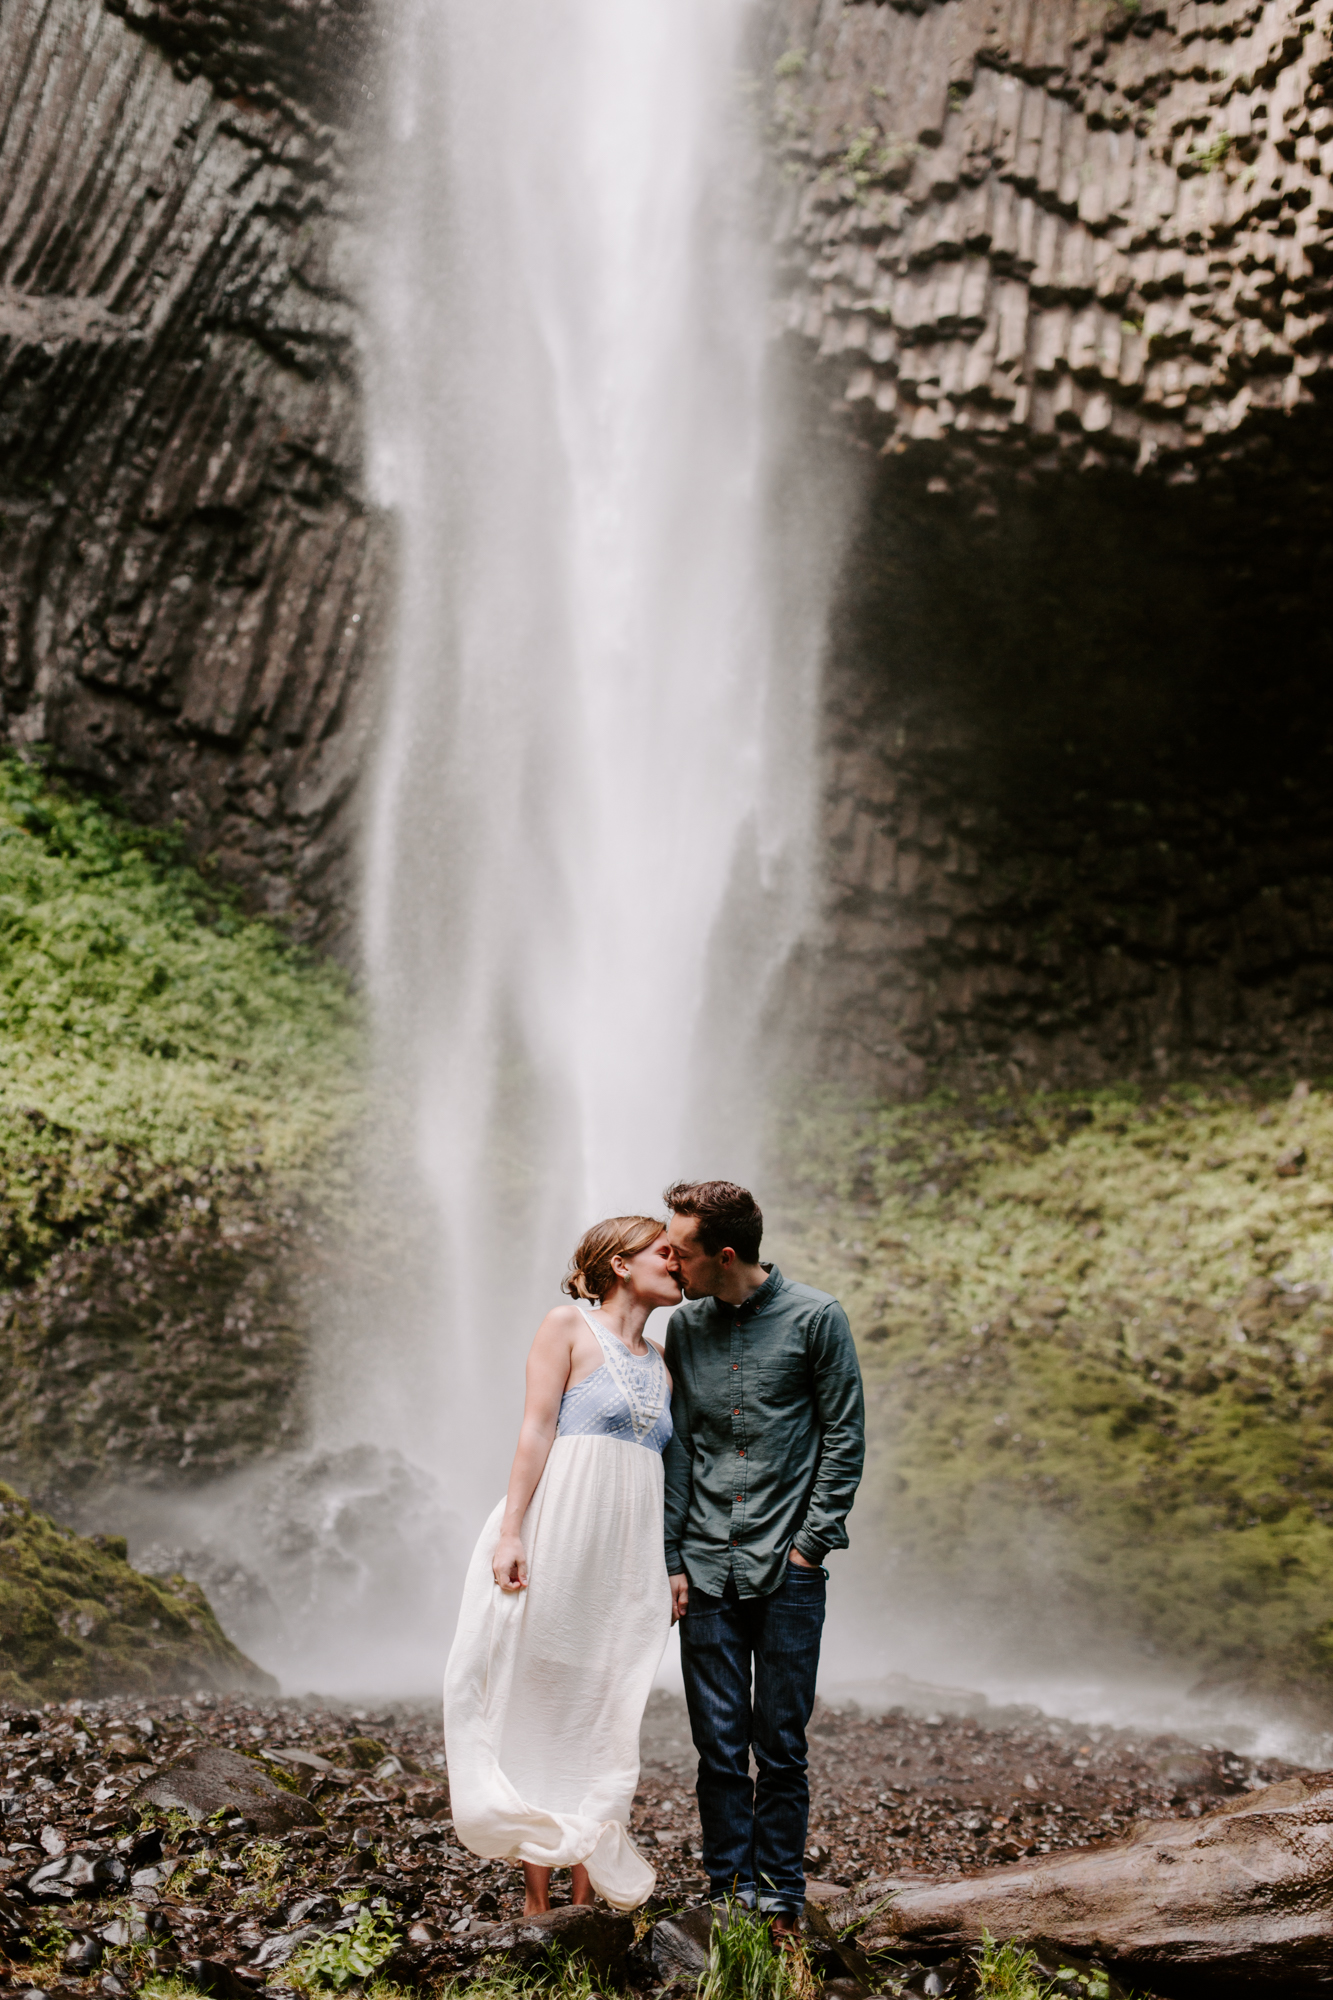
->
<box><xmin>0</xmin><ymin>756</ymin><xmax>362</xmax><ymax>1494</ymax></box>
<box><xmin>771</xmin><ymin>1080</ymin><xmax>1333</xmax><ymax>1708</ymax></box>
<box><xmin>0</xmin><ymin>754</ymin><xmax>360</xmax><ymax>1280</ymax></box>
<box><xmin>0</xmin><ymin>1482</ymin><xmax>272</xmax><ymax>1699</ymax></box>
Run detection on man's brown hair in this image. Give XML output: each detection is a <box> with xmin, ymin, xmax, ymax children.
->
<box><xmin>663</xmin><ymin>1180</ymin><xmax>763</xmax><ymax>1264</ymax></box>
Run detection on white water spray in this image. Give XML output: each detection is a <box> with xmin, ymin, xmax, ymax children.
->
<box><xmin>118</xmin><ymin>0</ymin><xmax>849</xmax><ymax>1698</ymax></box>
<box><xmin>353</xmin><ymin>0</ymin><xmax>833</xmax><ymax>1511</ymax></box>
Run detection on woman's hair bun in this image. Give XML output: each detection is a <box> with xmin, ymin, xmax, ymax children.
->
<box><xmin>562</xmin><ymin>1214</ymin><xmax>664</xmax><ymax>1302</ymax></box>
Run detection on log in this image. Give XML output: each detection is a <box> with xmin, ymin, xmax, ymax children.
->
<box><xmin>842</xmin><ymin>1774</ymin><xmax>1333</xmax><ymax>1994</ymax></box>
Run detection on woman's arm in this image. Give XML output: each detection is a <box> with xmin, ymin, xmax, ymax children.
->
<box><xmin>491</xmin><ymin>1307</ymin><xmax>580</xmax><ymax>1591</ymax></box>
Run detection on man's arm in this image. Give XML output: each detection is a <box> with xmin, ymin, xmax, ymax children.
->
<box><xmin>792</xmin><ymin>1302</ymin><xmax>866</xmax><ymax>1565</ymax></box>
<box><xmin>662</xmin><ymin>1315</ymin><xmax>692</xmax><ymax>1620</ymax></box>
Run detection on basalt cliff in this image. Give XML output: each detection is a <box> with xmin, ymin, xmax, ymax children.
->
<box><xmin>2</xmin><ymin>0</ymin><xmax>1331</xmax><ymax>1081</ymax></box>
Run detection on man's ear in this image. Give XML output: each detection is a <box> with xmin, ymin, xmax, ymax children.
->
<box><xmin>719</xmin><ymin>1246</ymin><xmax>735</xmax><ymax>1268</ymax></box>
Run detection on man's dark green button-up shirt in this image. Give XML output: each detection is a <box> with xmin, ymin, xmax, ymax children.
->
<box><xmin>662</xmin><ymin>1265</ymin><xmax>865</xmax><ymax>1600</ymax></box>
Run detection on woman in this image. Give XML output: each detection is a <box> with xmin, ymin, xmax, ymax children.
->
<box><xmin>444</xmin><ymin>1215</ymin><xmax>680</xmax><ymax>1913</ymax></box>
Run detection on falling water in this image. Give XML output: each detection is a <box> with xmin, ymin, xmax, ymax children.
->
<box><xmin>116</xmin><ymin>0</ymin><xmax>847</xmax><ymax>1700</ymax></box>
<box><xmin>348</xmin><ymin>0</ymin><xmax>836</xmax><ymax>1531</ymax></box>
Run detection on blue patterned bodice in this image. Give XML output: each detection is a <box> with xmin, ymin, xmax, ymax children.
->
<box><xmin>557</xmin><ymin>1305</ymin><xmax>673</xmax><ymax>1455</ymax></box>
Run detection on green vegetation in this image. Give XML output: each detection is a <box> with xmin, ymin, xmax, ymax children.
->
<box><xmin>697</xmin><ymin>1905</ymin><xmax>817</xmax><ymax>2000</ymax></box>
<box><xmin>289</xmin><ymin>1911</ymin><xmax>402</xmax><ymax>1993</ymax></box>
<box><xmin>769</xmin><ymin>1080</ymin><xmax>1333</xmax><ymax>1706</ymax></box>
<box><xmin>774</xmin><ymin>50</ymin><xmax>806</xmax><ymax>79</ymax></box>
<box><xmin>0</xmin><ymin>753</ymin><xmax>361</xmax><ymax>1282</ymax></box>
<box><xmin>0</xmin><ymin>1479</ymin><xmax>270</xmax><ymax>1699</ymax></box>
<box><xmin>970</xmin><ymin>1935</ymin><xmax>1114</xmax><ymax>2000</ymax></box>
<box><xmin>1185</xmin><ymin>131</ymin><xmax>1233</xmax><ymax>172</ymax></box>
<box><xmin>836</xmin><ymin>128</ymin><xmax>921</xmax><ymax>191</ymax></box>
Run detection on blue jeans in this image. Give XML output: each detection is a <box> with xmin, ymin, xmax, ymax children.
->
<box><xmin>678</xmin><ymin>1559</ymin><xmax>827</xmax><ymax>1914</ymax></box>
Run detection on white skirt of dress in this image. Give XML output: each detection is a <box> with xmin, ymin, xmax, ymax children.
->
<box><xmin>443</xmin><ymin>1433</ymin><xmax>671</xmax><ymax>1909</ymax></box>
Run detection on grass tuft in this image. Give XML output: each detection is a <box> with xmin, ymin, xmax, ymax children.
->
<box><xmin>697</xmin><ymin>1901</ymin><xmax>819</xmax><ymax>2000</ymax></box>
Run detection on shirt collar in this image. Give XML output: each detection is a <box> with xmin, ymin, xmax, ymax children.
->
<box><xmin>717</xmin><ymin>1264</ymin><xmax>783</xmax><ymax>1323</ymax></box>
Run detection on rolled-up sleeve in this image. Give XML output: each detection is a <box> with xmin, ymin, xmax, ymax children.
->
<box><xmin>792</xmin><ymin>1304</ymin><xmax>865</xmax><ymax>1565</ymax></box>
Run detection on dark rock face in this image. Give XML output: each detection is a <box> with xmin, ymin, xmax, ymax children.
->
<box><xmin>766</xmin><ymin>0</ymin><xmax>1333</xmax><ymax>1093</ymax></box>
<box><xmin>769</xmin><ymin>0</ymin><xmax>1333</xmax><ymax>477</ymax></box>
<box><xmin>812</xmin><ymin>453</ymin><xmax>1333</xmax><ymax>1093</ymax></box>
<box><xmin>129</xmin><ymin>1743</ymin><xmax>321</xmax><ymax>1833</ymax></box>
<box><xmin>839</xmin><ymin>1772</ymin><xmax>1333</xmax><ymax>1994</ymax></box>
<box><xmin>0</xmin><ymin>1187</ymin><xmax>311</xmax><ymax>1502</ymax></box>
<box><xmin>0</xmin><ymin>0</ymin><xmax>389</xmax><ymax>952</ymax></box>
<box><xmin>4</xmin><ymin>0</ymin><xmax>1331</xmax><ymax>1092</ymax></box>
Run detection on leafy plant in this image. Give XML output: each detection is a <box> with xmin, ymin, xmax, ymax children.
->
<box><xmin>290</xmin><ymin>1910</ymin><xmax>400</xmax><ymax>1992</ymax></box>
<box><xmin>774</xmin><ymin>50</ymin><xmax>805</xmax><ymax>78</ymax></box>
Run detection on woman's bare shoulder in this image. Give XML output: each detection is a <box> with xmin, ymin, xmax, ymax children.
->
<box><xmin>533</xmin><ymin>1301</ymin><xmax>587</xmax><ymax>1343</ymax></box>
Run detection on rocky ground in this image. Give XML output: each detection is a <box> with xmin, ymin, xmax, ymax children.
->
<box><xmin>0</xmin><ymin>1688</ymin><xmax>1301</xmax><ymax>1999</ymax></box>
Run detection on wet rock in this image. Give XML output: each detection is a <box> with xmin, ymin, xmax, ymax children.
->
<box><xmin>247</xmin><ymin>1923</ymin><xmax>325</xmax><ymax>1972</ymax></box>
<box><xmin>486</xmin><ymin>1904</ymin><xmax>635</xmax><ymax>1980</ymax></box>
<box><xmin>183</xmin><ymin>1958</ymin><xmax>259</xmax><ymax>2000</ymax></box>
<box><xmin>63</xmin><ymin>1933</ymin><xmax>104</xmax><ymax>1973</ymax></box>
<box><xmin>128</xmin><ymin>1744</ymin><xmax>321</xmax><ymax>1834</ymax></box>
<box><xmin>845</xmin><ymin>1773</ymin><xmax>1333</xmax><ymax>1990</ymax></box>
<box><xmin>651</xmin><ymin>1903</ymin><xmax>724</xmax><ymax>1980</ymax></box>
<box><xmin>24</xmin><ymin>1851</ymin><xmax>99</xmax><ymax>1902</ymax></box>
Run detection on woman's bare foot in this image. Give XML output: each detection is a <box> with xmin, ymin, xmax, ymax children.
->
<box><xmin>571</xmin><ymin>1863</ymin><xmax>594</xmax><ymax>1907</ymax></box>
<box><xmin>522</xmin><ymin>1862</ymin><xmax>551</xmax><ymax>1914</ymax></box>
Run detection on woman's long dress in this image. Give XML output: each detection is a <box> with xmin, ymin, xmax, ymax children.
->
<box><xmin>443</xmin><ymin>1310</ymin><xmax>673</xmax><ymax>1909</ymax></box>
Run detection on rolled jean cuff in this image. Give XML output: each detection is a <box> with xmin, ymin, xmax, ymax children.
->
<box><xmin>758</xmin><ymin>1893</ymin><xmax>801</xmax><ymax>1915</ymax></box>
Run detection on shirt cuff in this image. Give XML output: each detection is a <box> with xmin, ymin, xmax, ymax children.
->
<box><xmin>792</xmin><ymin>1533</ymin><xmax>827</xmax><ymax>1566</ymax></box>
<box><xmin>665</xmin><ymin>1546</ymin><xmax>684</xmax><ymax>1576</ymax></box>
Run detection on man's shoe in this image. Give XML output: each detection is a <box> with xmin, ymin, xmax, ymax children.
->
<box><xmin>768</xmin><ymin>1913</ymin><xmax>802</xmax><ymax>1955</ymax></box>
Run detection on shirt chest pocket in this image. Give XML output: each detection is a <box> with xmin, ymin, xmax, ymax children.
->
<box><xmin>752</xmin><ymin>1348</ymin><xmax>808</xmax><ymax>1406</ymax></box>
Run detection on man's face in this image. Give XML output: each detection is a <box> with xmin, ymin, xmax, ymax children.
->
<box><xmin>665</xmin><ymin>1213</ymin><xmax>732</xmax><ymax>1300</ymax></box>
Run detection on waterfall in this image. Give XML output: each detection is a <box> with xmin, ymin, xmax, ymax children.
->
<box><xmin>152</xmin><ymin>0</ymin><xmax>849</xmax><ymax>1697</ymax></box>
<box><xmin>354</xmin><ymin>0</ymin><xmax>834</xmax><ymax>1498</ymax></box>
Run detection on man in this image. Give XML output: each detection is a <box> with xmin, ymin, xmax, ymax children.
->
<box><xmin>661</xmin><ymin>1179</ymin><xmax>864</xmax><ymax>1939</ymax></box>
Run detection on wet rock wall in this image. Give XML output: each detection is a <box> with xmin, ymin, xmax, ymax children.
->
<box><xmin>764</xmin><ymin>0</ymin><xmax>1333</xmax><ymax>1091</ymax></box>
<box><xmin>2</xmin><ymin>0</ymin><xmax>1330</xmax><ymax>1085</ymax></box>
<box><xmin>0</xmin><ymin>0</ymin><xmax>386</xmax><ymax>950</ymax></box>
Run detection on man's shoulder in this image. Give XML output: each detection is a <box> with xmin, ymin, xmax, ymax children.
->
<box><xmin>667</xmin><ymin>1297</ymin><xmax>717</xmax><ymax>1341</ymax></box>
<box><xmin>776</xmin><ymin>1274</ymin><xmax>845</xmax><ymax>1320</ymax></box>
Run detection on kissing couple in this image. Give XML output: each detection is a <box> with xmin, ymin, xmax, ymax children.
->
<box><xmin>443</xmin><ymin>1179</ymin><xmax>865</xmax><ymax>1937</ymax></box>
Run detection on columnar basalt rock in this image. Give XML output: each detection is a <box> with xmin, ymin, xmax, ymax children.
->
<box><xmin>768</xmin><ymin>0</ymin><xmax>1333</xmax><ymax>477</ymax></box>
<box><xmin>0</xmin><ymin>0</ymin><xmax>386</xmax><ymax>949</ymax></box>
<box><xmin>762</xmin><ymin>0</ymin><xmax>1333</xmax><ymax>1093</ymax></box>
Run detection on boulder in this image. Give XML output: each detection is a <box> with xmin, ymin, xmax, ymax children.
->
<box><xmin>0</xmin><ymin>1485</ymin><xmax>273</xmax><ymax>1701</ymax></box>
<box><xmin>650</xmin><ymin>1903</ymin><xmax>720</xmax><ymax>1981</ymax></box>
<box><xmin>837</xmin><ymin>1773</ymin><xmax>1333</xmax><ymax>1992</ymax></box>
<box><xmin>483</xmin><ymin>1904</ymin><xmax>634</xmax><ymax>1980</ymax></box>
<box><xmin>128</xmin><ymin>1745</ymin><xmax>321</xmax><ymax>1835</ymax></box>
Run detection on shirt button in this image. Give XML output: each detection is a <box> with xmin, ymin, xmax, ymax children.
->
<box><xmin>733</xmin><ymin>1407</ymin><xmax>739</xmax><ymax>1415</ymax></box>
<box><xmin>735</xmin><ymin>1493</ymin><xmax>742</xmax><ymax>1501</ymax></box>
<box><xmin>738</xmin><ymin>1448</ymin><xmax>745</xmax><ymax>1456</ymax></box>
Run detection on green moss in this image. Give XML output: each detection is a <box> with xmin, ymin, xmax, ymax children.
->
<box><xmin>0</xmin><ymin>1480</ymin><xmax>270</xmax><ymax>1699</ymax></box>
<box><xmin>769</xmin><ymin>1080</ymin><xmax>1333</xmax><ymax>1705</ymax></box>
<box><xmin>0</xmin><ymin>754</ymin><xmax>362</xmax><ymax>1282</ymax></box>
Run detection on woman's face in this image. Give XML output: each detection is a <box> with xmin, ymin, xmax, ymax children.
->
<box><xmin>620</xmin><ymin>1231</ymin><xmax>682</xmax><ymax>1308</ymax></box>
